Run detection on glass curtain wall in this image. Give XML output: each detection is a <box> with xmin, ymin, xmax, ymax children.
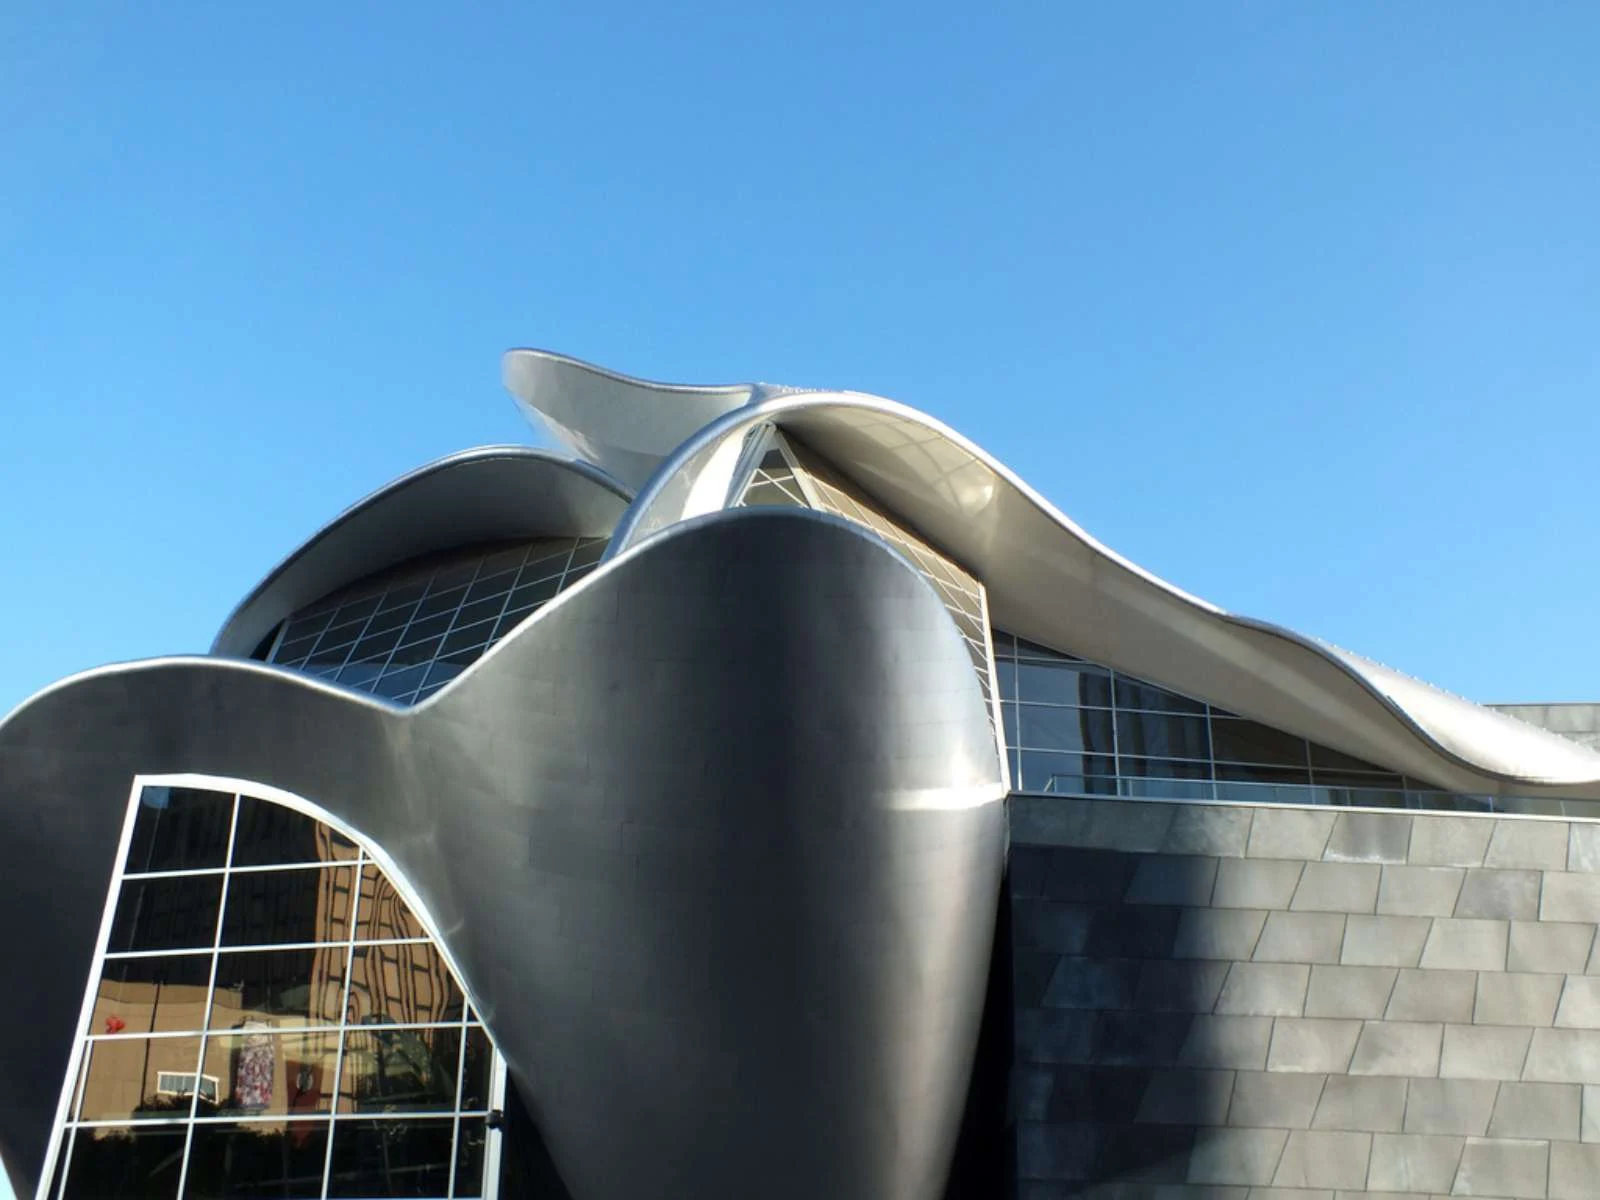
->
<box><xmin>47</xmin><ymin>786</ymin><xmax>498</xmax><ymax>1200</ymax></box>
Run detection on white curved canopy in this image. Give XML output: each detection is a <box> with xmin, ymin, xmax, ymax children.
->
<box><xmin>503</xmin><ymin>348</ymin><xmax>1600</xmax><ymax>800</ymax></box>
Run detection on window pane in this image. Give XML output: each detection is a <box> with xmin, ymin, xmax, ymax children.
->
<box><xmin>183</xmin><ymin>1121</ymin><xmax>329</xmax><ymax>1199</ymax></box>
<box><xmin>327</xmin><ymin>1118</ymin><xmax>454</xmax><ymax>1197</ymax></box>
<box><xmin>220</xmin><ymin>867</ymin><xmax>357</xmax><ymax>947</ymax></box>
<box><xmin>1115</xmin><ymin>712</ymin><xmax>1211</xmax><ymax>761</ymax></box>
<box><xmin>1312</xmin><ymin>769</ymin><xmax>1406</xmax><ymax>790</ymax></box>
<box><xmin>125</xmin><ymin>789</ymin><xmax>233</xmax><ymax>875</ymax></box>
<box><xmin>459</xmin><ymin>1026</ymin><xmax>491</xmax><ymax>1110</ymax></box>
<box><xmin>110</xmin><ymin>877</ymin><xmax>223</xmax><ymax>954</ymax></box>
<box><xmin>346</xmin><ymin>943</ymin><xmax>464</xmax><ymax>1026</ymax></box>
<box><xmin>355</xmin><ymin>866</ymin><xmax>427</xmax><ymax>942</ymax></box>
<box><xmin>231</xmin><ymin>799</ymin><xmax>357</xmax><ymax>867</ymax></box>
<box><xmin>1014</xmin><ymin>661</ymin><xmax>1112</xmax><ymax>707</ymax></box>
<box><xmin>1017</xmin><ymin>751</ymin><xmax>1116</xmax><ymax>794</ymax></box>
<box><xmin>200</xmin><ymin>1030</ymin><xmax>338</xmax><ymax>1117</ymax></box>
<box><xmin>336</xmin><ymin>1026</ymin><xmax>463</xmax><ymax>1113</ymax></box>
<box><xmin>78</xmin><ymin>1036</ymin><xmax>202</xmax><ymax>1121</ymax></box>
<box><xmin>455</xmin><ymin>1118</ymin><xmax>488</xmax><ymax>1197</ymax></box>
<box><xmin>62</xmin><ymin>1125</ymin><xmax>186</xmax><ymax>1199</ymax></box>
<box><xmin>209</xmin><ymin>949</ymin><xmax>346</xmax><ymax>1030</ymax></box>
<box><xmin>1016</xmin><ymin>704</ymin><xmax>1114</xmax><ymax>754</ymax></box>
<box><xmin>1211</xmin><ymin>718</ymin><xmax>1308</xmax><ymax>768</ymax></box>
<box><xmin>1309</xmin><ymin>741</ymin><xmax>1395</xmax><ymax>774</ymax></box>
<box><xmin>1119</xmin><ymin>757</ymin><xmax>1213</xmax><ymax>780</ymax></box>
<box><xmin>92</xmin><ymin>956</ymin><xmax>213</xmax><ymax>1036</ymax></box>
<box><xmin>1113</xmin><ymin>677</ymin><xmax>1206</xmax><ymax>715</ymax></box>
<box><xmin>1214</xmin><ymin>761</ymin><xmax>1312</xmax><ymax>785</ymax></box>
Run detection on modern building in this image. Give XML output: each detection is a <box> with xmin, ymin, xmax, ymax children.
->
<box><xmin>4</xmin><ymin>348</ymin><xmax>1600</xmax><ymax>1200</ymax></box>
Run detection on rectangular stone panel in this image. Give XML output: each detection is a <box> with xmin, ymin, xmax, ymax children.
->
<box><xmin>1133</xmin><ymin>959</ymin><xmax>1232</xmax><ymax>1013</ymax></box>
<box><xmin>1174</xmin><ymin>909</ymin><xmax>1267</xmax><ymax>961</ymax></box>
<box><xmin>1544</xmin><ymin>871</ymin><xmax>1600</xmax><ymax>922</ymax></box>
<box><xmin>1135</xmin><ymin>1067</ymin><xmax>1236</xmax><ymax>1125</ymax></box>
<box><xmin>1185</xmin><ymin>1127</ymin><xmax>1289</xmax><ymax>1186</ymax></box>
<box><xmin>1341</xmin><ymin>916</ymin><xmax>1431</xmax><ymax>967</ymax></box>
<box><xmin>1475</xmin><ymin>972</ymin><xmax>1562</xmax><ymax>1026</ymax></box>
<box><xmin>1508</xmin><ymin>920</ymin><xmax>1596</xmax><ymax>974</ymax></box>
<box><xmin>1305</xmin><ymin>965</ymin><xmax>1398</xmax><ymax>1020</ymax></box>
<box><xmin>1291</xmin><ymin>862</ymin><xmax>1381</xmax><ymax>914</ymax></box>
<box><xmin>1569</xmin><ymin>822</ymin><xmax>1600</xmax><ymax>872</ymax></box>
<box><xmin>1123</xmin><ymin>854</ymin><xmax>1219</xmax><ymax>906</ymax></box>
<box><xmin>1266</xmin><ymin>1018</ymin><xmax>1361</xmax><ymax>1074</ymax></box>
<box><xmin>1419</xmin><ymin>919</ymin><xmax>1508</xmax><ymax>971</ymax></box>
<box><xmin>1551</xmin><ymin>1139</ymin><xmax>1600</xmax><ymax>1200</ymax></box>
<box><xmin>1487</xmin><ymin>1080</ymin><xmax>1580</xmax><ymax>1141</ymax></box>
<box><xmin>1179</xmin><ymin>1015</ymin><xmax>1273</xmax><ymax>1071</ymax></box>
<box><xmin>1401</xmin><ymin>1078</ymin><xmax>1498</xmax><ymax>1135</ymax></box>
<box><xmin>1012</xmin><ymin>899</ymin><xmax>1094</xmax><ymax>952</ymax></box>
<box><xmin>1161</xmin><ymin>803</ymin><xmax>1252</xmax><ymax>857</ymax></box>
<box><xmin>1215</xmin><ymin>963</ymin><xmax>1310</xmax><ymax>1017</ymax></box>
<box><xmin>1324</xmin><ymin>812</ymin><xmax>1411</xmax><ymax>864</ymax></box>
<box><xmin>1385</xmin><ymin>968</ymin><xmax>1475</xmax><ymax>1023</ymax></box>
<box><xmin>1454</xmin><ymin>869</ymin><xmax>1541</xmax><ymax>920</ymax></box>
<box><xmin>1377</xmin><ymin>865</ymin><xmax>1464</xmax><ymax>917</ymax></box>
<box><xmin>1525</xmin><ymin>1027</ymin><xmax>1600</xmax><ymax>1083</ymax></box>
<box><xmin>1452</xmin><ymin>1136</ymin><xmax>1549</xmax><ymax>1198</ymax></box>
<box><xmin>1313</xmin><ymin>1075</ymin><xmax>1407</xmax><ymax>1133</ymax></box>
<box><xmin>1440</xmin><ymin>1024</ymin><xmax>1534</xmax><ymax>1081</ymax></box>
<box><xmin>1366</xmin><ymin>1132</ymin><xmax>1465</xmax><ymax>1193</ymax></box>
<box><xmin>1086</xmin><ymin>906</ymin><xmax>1182</xmax><ymax>959</ymax></box>
<box><xmin>1555</xmin><ymin>975</ymin><xmax>1600</xmax><ymax>1028</ymax></box>
<box><xmin>1252</xmin><ymin>912</ymin><xmax>1346</xmax><ymax>965</ymax></box>
<box><xmin>1247</xmin><ymin>808</ymin><xmax>1336</xmax><ymax>860</ymax></box>
<box><xmin>1408</xmin><ymin>817</ymin><xmax>1493</xmax><ymax>868</ymax></box>
<box><xmin>1212</xmin><ymin>858</ymin><xmax>1304</xmax><ymax>910</ymax></box>
<box><xmin>1348</xmin><ymin>1021</ymin><xmax>1443</xmax><ymax>1077</ymax></box>
<box><xmin>1484</xmin><ymin>819</ymin><xmax>1568</xmax><ymax>870</ymax></box>
<box><xmin>1041</xmin><ymin>957</ymin><xmax>1141</xmax><ymax>1010</ymax></box>
<box><xmin>1270</xmin><ymin>1129</ymin><xmax>1373</xmax><ymax>1190</ymax></box>
<box><xmin>1226</xmin><ymin>1070</ymin><xmax>1325</xmax><ymax>1129</ymax></box>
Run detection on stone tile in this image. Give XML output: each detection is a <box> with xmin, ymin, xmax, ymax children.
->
<box><xmin>1216</xmin><ymin>964</ymin><xmax>1311</xmax><ymax>1017</ymax></box>
<box><xmin>1227</xmin><ymin>1070</ymin><xmax>1325</xmax><ymax>1128</ymax></box>
<box><xmin>1015</xmin><ymin>950</ymin><xmax>1063</xmax><ymax>1008</ymax></box>
<box><xmin>1092</xmin><ymin>1123</ymin><xmax>1199</xmax><ymax>1185</ymax></box>
<box><xmin>1556</xmin><ymin>975</ymin><xmax>1600</xmax><ymax>1029</ymax></box>
<box><xmin>1013</xmin><ymin>900</ymin><xmax>1094</xmax><ymax>953</ymax></box>
<box><xmin>1088</xmin><ymin>906</ymin><xmax>1183</xmax><ymax>958</ymax></box>
<box><xmin>1214</xmin><ymin>859</ymin><xmax>1304</xmax><ymax>910</ymax></box>
<box><xmin>1551</xmin><ymin>1139</ymin><xmax>1600</xmax><ymax>1200</ymax></box>
<box><xmin>1453</xmin><ymin>869</ymin><xmax>1540</xmax><ymax>920</ymax></box>
<box><xmin>1313</xmin><ymin>1075</ymin><xmax>1407</xmax><ymax>1132</ymax></box>
<box><xmin>1033</xmin><ymin>846</ymin><xmax>1140</xmax><ymax>903</ymax></box>
<box><xmin>1385</xmin><ymin>969</ymin><xmax>1475</xmax><ymax>1023</ymax></box>
<box><xmin>1487</xmin><ymin>1080</ymin><xmax>1580</xmax><ymax>1141</ymax></box>
<box><xmin>1509</xmin><ymin>920</ymin><xmax>1595</xmax><ymax>974</ymax></box>
<box><xmin>1440</xmin><ymin>1025</ymin><xmax>1533</xmax><ymax>1081</ymax></box>
<box><xmin>1546</xmin><ymin>871</ymin><xmax>1600</xmax><ymax>922</ymax></box>
<box><xmin>1526</xmin><ymin>1028</ymin><xmax>1600</xmax><ymax>1083</ymax></box>
<box><xmin>1176</xmin><ymin>909</ymin><xmax>1268</xmax><ymax>961</ymax></box>
<box><xmin>1013</xmin><ymin>1065</ymin><xmax>1054</xmax><ymax>1120</ymax></box>
<box><xmin>1586</xmin><ymin>1084</ymin><xmax>1600</xmax><ymax>1142</ymax></box>
<box><xmin>1408</xmin><ymin>817</ymin><xmax>1492</xmax><ymax>868</ymax></box>
<box><xmin>1484</xmin><ymin>818</ymin><xmax>1569</xmax><ymax>870</ymax></box>
<box><xmin>1341</xmin><ymin>916</ymin><xmax>1431</xmax><ymax>967</ymax></box>
<box><xmin>1377</xmin><ymin>866</ymin><xmax>1464</xmax><ymax>917</ymax></box>
<box><xmin>1137</xmin><ymin>1068</ymin><xmax>1237</xmax><ymax>1125</ymax></box>
<box><xmin>1475</xmin><ymin>972</ymin><xmax>1563</xmax><ymax>1026</ymax></box>
<box><xmin>1253</xmin><ymin>913</ymin><xmax>1346</xmax><ymax>965</ymax></box>
<box><xmin>1248</xmin><ymin>808</ymin><xmax>1336</xmax><ymax>860</ymax></box>
<box><xmin>1158</xmin><ymin>804</ymin><xmax>1253</xmax><ymax>858</ymax></box>
<box><xmin>1419</xmin><ymin>920</ymin><xmax>1508</xmax><ymax>971</ymax></box>
<box><xmin>1305</xmin><ymin>965</ymin><xmax>1398</xmax><ymax>1019</ymax></box>
<box><xmin>1016</xmin><ymin>1010</ymin><xmax>1099</xmax><ymax>1064</ymax></box>
<box><xmin>1074</xmin><ymin>798</ymin><xmax>1180</xmax><ymax>852</ymax></box>
<box><xmin>1248</xmin><ymin>1190</ymin><xmax>1332</xmax><ymax>1200</ymax></box>
<box><xmin>1451</xmin><ymin>1136</ymin><xmax>1549</xmax><ymax>1197</ymax></box>
<box><xmin>1017</xmin><ymin>1120</ymin><xmax>1101</xmax><ymax>1181</ymax></box>
<box><xmin>1271</xmin><ymin>1130</ymin><xmax>1372</xmax><ymax>1190</ymax></box>
<box><xmin>1136</xmin><ymin>960</ymin><xmax>1234</xmax><ymax>1013</ymax></box>
<box><xmin>1095</xmin><ymin>1010</ymin><xmax>1194</xmax><ymax>1066</ymax></box>
<box><xmin>1041</xmin><ymin>957</ymin><xmax>1141</xmax><ymax>1009</ymax></box>
<box><xmin>1186</xmin><ymin>1127</ymin><xmax>1289</xmax><ymax>1186</ymax></box>
<box><xmin>1366</xmin><ymin>1132</ymin><xmax>1465</xmax><ymax>1192</ymax></box>
<box><xmin>1325</xmin><ymin>812</ymin><xmax>1412</xmax><ymax>864</ymax></box>
<box><xmin>1267</xmin><ymin>1019</ymin><xmax>1362</xmax><ymax>1074</ymax></box>
<box><xmin>1401</xmin><ymin>1078</ymin><xmax>1498</xmax><ymax>1135</ymax></box>
<box><xmin>1569</xmin><ymin>821</ymin><xmax>1600</xmax><ymax>872</ymax></box>
<box><xmin>1044</xmin><ymin>1066</ymin><xmax>1150</xmax><ymax>1123</ymax></box>
<box><xmin>1349</xmin><ymin>1022</ymin><xmax>1443</xmax><ymax>1077</ymax></box>
<box><xmin>1291</xmin><ymin>863</ymin><xmax>1381</xmax><ymax>914</ymax></box>
<box><xmin>1180</xmin><ymin>1015</ymin><xmax>1274</xmax><ymax>1071</ymax></box>
<box><xmin>1126</xmin><ymin>854</ymin><xmax>1221</xmax><ymax>906</ymax></box>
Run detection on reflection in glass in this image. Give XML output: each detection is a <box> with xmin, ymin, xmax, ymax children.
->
<box><xmin>209</xmin><ymin>949</ymin><xmax>346</xmax><ymax>1029</ymax></box>
<box><xmin>78</xmin><ymin>1036</ymin><xmax>203</xmax><ymax>1121</ymax></box>
<box><xmin>1018</xmin><ymin>751</ymin><xmax>1116</xmax><ymax>795</ymax></box>
<box><xmin>109</xmin><ymin>877</ymin><xmax>223</xmax><ymax>954</ymax></box>
<box><xmin>92</xmin><ymin>956</ymin><xmax>213</xmax><ymax>1036</ymax></box>
<box><xmin>459</xmin><ymin>1026</ymin><xmax>491</xmax><ymax>1111</ymax></box>
<box><xmin>61</xmin><ymin>1125</ymin><xmax>186</xmax><ymax>1199</ymax></box>
<box><xmin>1210</xmin><ymin>718</ymin><xmax>1309</xmax><ymax>769</ymax></box>
<box><xmin>455</xmin><ymin>1118</ymin><xmax>487</xmax><ymax>1198</ymax></box>
<box><xmin>1115</xmin><ymin>711</ymin><xmax>1210</xmax><ymax>761</ymax></box>
<box><xmin>1016</xmin><ymin>704</ymin><xmax>1114</xmax><ymax>754</ymax></box>
<box><xmin>201</xmin><ymin>1030</ymin><xmax>338</xmax><ymax>1118</ymax></box>
<box><xmin>232</xmin><ymin>799</ymin><xmax>358</xmax><ymax>867</ymax></box>
<box><xmin>1113</xmin><ymin>677</ymin><xmax>1206</xmax><ymax>715</ymax></box>
<box><xmin>220</xmin><ymin>867</ymin><xmax>356</xmax><ymax>947</ymax></box>
<box><xmin>125</xmin><ymin>788</ymin><xmax>234</xmax><ymax>875</ymax></box>
<box><xmin>326</xmin><ymin>1118</ymin><xmax>454</xmax><ymax>1197</ymax></box>
<box><xmin>346</xmin><ymin>944</ymin><xmax>464</xmax><ymax>1026</ymax></box>
<box><xmin>1014</xmin><ymin>661</ymin><xmax>1112</xmax><ymax>707</ymax></box>
<box><xmin>355</xmin><ymin>867</ymin><xmax>426</xmax><ymax>942</ymax></box>
<box><xmin>184</xmin><ymin>1121</ymin><xmax>329</xmax><ymax>1199</ymax></box>
<box><xmin>337</xmin><ymin>1026</ymin><xmax>462</xmax><ymax>1113</ymax></box>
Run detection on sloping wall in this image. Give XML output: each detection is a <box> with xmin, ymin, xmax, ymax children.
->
<box><xmin>1011</xmin><ymin>795</ymin><xmax>1600</xmax><ymax>1199</ymax></box>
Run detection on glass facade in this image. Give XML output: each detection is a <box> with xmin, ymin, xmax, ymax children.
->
<box><xmin>48</xmin><ymin>786</ymin><xmax>496</xmax><ymax>1199</ymax></box>
<box><xmin>263</xmin><ymin>537</ymin><xmax>608</xmax><ymax>705</ymax></box>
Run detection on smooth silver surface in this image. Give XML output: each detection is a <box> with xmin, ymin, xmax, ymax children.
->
<box><xmin>495</xmin><ymin>347</ymin><xmax>1600</xmax><ymax>797</ymax></box>
<box><xmin>0</xmin><ymin>509</ymin><xmax>1006</xmax><ymax>1200</ymax></box>
<box><xmin>213</xmin><ymin>446</ymin><xmax>633</xmax><ymax>657</ymax></box>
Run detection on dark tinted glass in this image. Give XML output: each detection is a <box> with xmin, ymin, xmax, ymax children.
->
<box><xmin>209</xmin><ymin>948</ymin><xmax>346</xmax><ymax>1029</ymax></box>
<box><xmin>338</xmin><ymin>1026</ymin><xmax>463</xmax><ymax>1113</ymax></box>
<box><xmin>326</xmin><ymin>1118</ymin><xmax>454</xmax><ymax>1197</ymax></box>
<box><xmin>459</xmin><ymin>1026</ymin><xmax>491</xmax><ymax>1110</ymax></box>
<box><xmin>1214</xmin><ymin>761</ymin><xmax>1312</xmax><ymax>785</ymax></box>
<box><xmin>61</xmin><ymin>1125</ymin><xmax>186</xmax><ymax>1199</ymax></box>
<box><xmin>232</xmin><ymin>798</ymin><xmax>357</xmax><ymax>867</ymax></box>
<box><xmin>1119</xmin><ymin>757</ymin><xmax>1213</xmax><ymax>780</ymax></box>
<box><xmin>1211</xmin><ymin>718</ymin><xmax>1309</xmax><ymax>767</ymax></box>
<box><xmin>346</xmin><ymin>943</ymin><xmax>464</xmax><ymax>1025</ymax></box>
<box><xmin>454</xmin><ymin>1118</ymin><xmax>488</xmax><ymax>1197</ymax></box>
<box><xmin>93</xmin><ymin>955</ymin><xmax>213</xmax><ymax>1035</ymax></box>
<box><xmin>355</xmin><ymin>866</ymin><xmax>427</xmax><ymax>941</ymax></box>
<box><xmin>1115</xmin><ymin>712</ymin><xmax>1211</xmax><ymax>760</ymax></box>
<box><xmin>183</xmin><ymin>1122</ymin><xmax>329</xmax><ymax>1199</ymax></box>
<box><xmin>79</xmin><ymin>1037</ymin><xmax>203</xmax><ymax>1121</ymax></box>
<box><xmin>1014</xmin><ymin>661</ymin><xmax>1113</xmax><ymax>707</ymax></box>
<box><xmin>125</xmin><ymin>788</ymin><xmax>233</xmax><ymax>874</ymax></box>
<box><xmin>220</xmin><ymin>867</ymin><xmax>356</xmax><ymax>947</ymax></box>
<box><xmin>1309</xmin><ymin>741</ymin><xmax>1395</xmax><ymax>773</ymax></box>
<box><xmin>1313</xmin><ymin>769</ymin><xmax>1406</xmax><ymax>790</ymax></box>
<box><xmin>1018</xmin><ymin>751</ymin><xmax>1117</xmax><ymax>794</ymax></box>
<box><xmin>110</xmin><ymin>876</ymin><xmax>223</xmax><ymax>953</ymax></box>
<box><xmin>1113</xmin><ymin>677</ymin><xmax>1206</xmax><ymax>715</ymax></box>
<box><xmin>1016</xmin><ymin>704</ymin><xmax>1115</xmax><ymax>754</ymax></box>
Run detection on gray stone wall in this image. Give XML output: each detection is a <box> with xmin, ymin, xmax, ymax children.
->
<box><xmin>1490</xmin><ymin>704</ymin><xmax>1600</xmax><ymax>752</ymax></box>
<box><xmin>1010</xmin><ymin>795</ymin><xmax>1600</xmax><ymax>1199</ymax></box>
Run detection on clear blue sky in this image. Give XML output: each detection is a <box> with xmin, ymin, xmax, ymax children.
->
<box><xmin>4</xmin><ymin>1</ymin><xmax>1599</xmax><ymax>734</ymax></box>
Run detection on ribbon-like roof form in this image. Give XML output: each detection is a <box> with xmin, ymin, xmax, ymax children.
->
<box><xmin>504</xmin><ymin>347</ymin><xmax>1600</xmax><ymax>801</ymax></box>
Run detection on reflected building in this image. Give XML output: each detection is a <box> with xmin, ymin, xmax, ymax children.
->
<box><xmin>5</xmin><ymin>349</ymin><xmax>1600</xmax><ymax>1200</ymax></box>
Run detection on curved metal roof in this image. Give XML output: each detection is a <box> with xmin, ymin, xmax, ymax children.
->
<box><xmin>212</xmin><ymin>446</ymin><xmax>632</xmax><ymax>658</ymax></box>
<box><xmin>506</xmin><ymin>348</ymin><xmax>1600</xmax><ymax>799</ymax></box>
